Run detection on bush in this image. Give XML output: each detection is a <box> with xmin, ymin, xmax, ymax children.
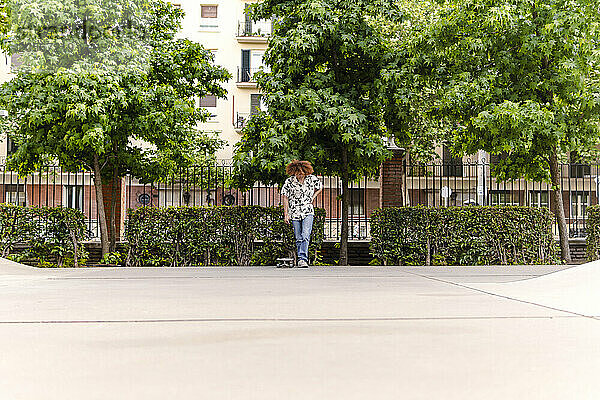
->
<box><xmin>124</xmin><ymin>206</ymin><xmax>325</xmax><ymax>267</ymax></box>
<box><xmin>0</xmin><ymin>204</ymin><xmax>88</xmax><ymax>267</ymax></box>
<box><xmin>370</xmin><ymin>206</ymin><xmax>559</xmax><ymax>266</ymax></box>
<box><xmin>586</xmin><ymin>205</ymin><xmax>600</xmax><ymax>261</ymax></box>
<box><xmin>100</xmin><ymin>251</ymin><xmax>125</xmax><ymax>266</ymax></box>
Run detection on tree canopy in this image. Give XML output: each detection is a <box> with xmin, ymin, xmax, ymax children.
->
<box><xmin>6</xmin><ymin>0</ymin><xmax>158</xmax><ymax>72</ymax></box>
<box><xmin>0</xmin><ymin>0</ymin><xmax>231</xmax><ymax>254</ymax></box>
<box><xmin>394</xmin><ymin>0</ymin><xmax>600</xmax><ymax>261</ymax></box>
<box><xmin>232</xmin><ymin>0</ymin><xmax>402</xmax><ymax>264</ymax></box>
<box><xmin>233</xmin><ymin>0</ymin><xmax>402</xmax><ymax>187</ymax></box>
<box><xmin>0</xmin><ymin>1</ymin><xmax>9</xmax><ymax>41</ymax></box>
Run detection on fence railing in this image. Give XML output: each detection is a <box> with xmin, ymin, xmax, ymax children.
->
<box><xmin>234</xmin><ymin>112</ymin><xmax>249</xmax><ymax>130</ymax></box>
<box><xmin>0</xmin><ymin>165</ymin><xmax>99</xmax><ymax>239</ymax></box>
<box><xmin>403</xmin><ymin>160</ymin><xmax>597</xmax><ymax>238</ymax></box>
<box><xmin>237</xmin><ymin>67</ymin><xmax>268</xmax><ymax>83</ymax></box>
<box><xmin>0</xmin><ymin>161</ymin><xmax>597</xmax><ymax>241</ymax></box>
<box><xmin>237</xmin><ymin>21</ymin><xmax>272</xmax><ymax>38</ymax></box>
<box><xmin>124</xmin><ymin>167</ymin><xmax>375</xmax><ymax>241</ymax></box>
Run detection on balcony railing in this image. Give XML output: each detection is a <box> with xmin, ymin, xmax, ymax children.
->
<box><xmin>235</xmin><ymin>112</ymin><xmax>249</xmax><ymax>130</ymax></box>
<box><xmin>237</xmin><ymin>21</ymin><xmax>272</xmax><ymax>38</ymax></box>
<box><xmin>237</xmin><ymin>67</ymin><xmax>266</xmax><ymax>83</ymax></box>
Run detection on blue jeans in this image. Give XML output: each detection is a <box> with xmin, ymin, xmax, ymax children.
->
<box><xmin>291</xmin><ymin>214</ymin><xmax>314</xmax><ymax>263</ymax></box>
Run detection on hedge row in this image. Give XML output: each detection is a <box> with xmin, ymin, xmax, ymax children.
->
<box><xmin>124</xmin><ymin>206</ymin><xmax>326</xmax><ymax>267</ymax></box>
<box><xmin>370</xmin><ymin>206</ymin><xmax>560</xmax><ymax>266</ymax></box>
<box><xmin>586</xmin><ymin>205</ymin><xmax>600</xmax><ymax>261</ymax></box>
<box><xmin>0</xmin><ymin>204</ymin><xmax>88</xmax><ymax>267</ymax></box>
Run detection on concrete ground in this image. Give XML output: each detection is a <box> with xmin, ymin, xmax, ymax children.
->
<box><xmin>0</xmin><ymin>260</ymin><xmax>599</xmax><ymax>400</ymax></box>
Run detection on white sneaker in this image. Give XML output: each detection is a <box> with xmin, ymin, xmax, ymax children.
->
<box><xmin>298</xmin><ymin>260</ymin><xmax>308</xmax><ymax>268</ymax></box>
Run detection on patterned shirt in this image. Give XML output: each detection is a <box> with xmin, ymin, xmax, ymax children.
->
<box><xmin>281</xmin><ymin>175</ymin><xmax>323</xmax><ymax>220</ymax></box>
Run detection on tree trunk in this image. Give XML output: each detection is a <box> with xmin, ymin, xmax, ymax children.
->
<box><xmin>548</xmin><ymin>150</ymin><xmax>571</xmax><ymax>263</ymax></box>
<box><xmin>93</xmin><ymin>154</ymin><xmax>110</xmax><ymax>257</ymax></box>
<box><xmin>339</xmin><ymin>146</ymin><xmax>349</xmax><ymax>266</ymax></box>
<box><xmin>109</xmin><ymin>166</ymin><xmax>119</xmax><ymax>253</ymax></box>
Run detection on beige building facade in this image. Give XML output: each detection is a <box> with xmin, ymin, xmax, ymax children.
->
<box><xmin>175</xmin><ymin>0</ymin><xmax>270</xmax><ymax>161</ymax></box>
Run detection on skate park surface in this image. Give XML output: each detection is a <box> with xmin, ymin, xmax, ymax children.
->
<box><xmin>0</xmin><ymin>259</ymin><xmax>599</xmax><ymax>399</ymax></box>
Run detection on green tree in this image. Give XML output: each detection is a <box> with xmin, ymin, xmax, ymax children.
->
<box><xmin>0</xmin><ymin>0</ymin><xmax>9</xmax><ymax>40</ymax></box>
<box><xmin>0</xmin><ymin>0</ymin><xmax>230</xmax><ymax>255</ymax></box>
<box><xmin>398</xmin><ymin>0</ymin><xmax>600</xmax><ymax>262</ymax></box>
<box><xmin>233</xmin><ymin>0</ymin><xmax>401</xmax><ymax>265</ymax></box>
<box><xmin>380</xmin><ymin>0</ymin><xmax>449</xmax><ymax>162</ymax></box>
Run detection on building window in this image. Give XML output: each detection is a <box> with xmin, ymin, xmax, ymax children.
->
<box><xmin>250</xmin><ymin>94</ymin><xmax>266</xmax><ymax>115</ymax></box>
<box><xmin>442</xmin><ymin>146</ymin><xmax>463</xmax><ymax>177</ymax></box>
<box><xmin>529</xmin><ymin>190</ymin><xmax>549</xmax><ymax>208</ymax></box>
<box><xmin>571</xmin><ymin>191</ymin><xmax>589</xmax><ymax>221</ymax></box>
<box><xmin>489</xmin><ymin>190</ymin><xmax>518</xmax><ymax>206</ymax></box>
<box><xmin>489</xmin><ymin>151</ymin><xmax>509</xmax><ymax>165</ymax></box>
<box><xmin>569</xmin><ymin>152</ymin><xmax>591</xmax><ymax>178</ymax></box>
<box><xmin>199</xmin><ymin>95</ymin><xmax>217</xmax><ymax>121</ymax></box>
<box><xmin>201</xmin><ymin>5</ymin><xmax>217</xmax><ymax>18</ymax></box>
<box><xmin>239</xmin><ymin>50</ymin><xmax>269</xmax><ymax>82</ymax></box>
<box><xmin>65</xmin><ymin>185</ymin><xmax>84</xmax><ymax>211</ymax></box>
<box><xmin>10</xmin><ymin>53</ymin><xmax>23</xmax><ymax>72</ymax></box>
<box><xmin>4</xmin><ymin>184</ymin><xmax>25</xmax><ymax>206</ymax></box>
<box><xmin>6</xmin><ymin>137</ymin><xmax>18</xmax><ymax>156</ymax></box>
<box><xmin>349</xmin><ymin>188</ymin><xmax>364</xmax><ymax>215</ymax></box>
<box><xmin>200</xmin><ymin>5</ymin><xmax>219</xmax><ymax>29</ymax></box>
<box><xmin>199</xmin><ymin>95</ymin><xmax>217</xmax><ymax>107</ymax></box>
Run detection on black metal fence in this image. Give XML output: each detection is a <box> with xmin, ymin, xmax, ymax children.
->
<box><xmin>0</xmin><ymin>165</ymin><xmax>99</xmax><ymax>238</ymax></box>
<box><xmin>237</xmin><ymin>21</ymin><xmax>272</xmax><ymax>38</ymax></box>
<box><xmin>0</xmin><ymin>161</ymin><xmax>597</xmax><ymax>241</ymax></box>
<box><xmin>403</xmin><ymin>160</ymin><xmax>597</xmax><ymax>238</ymax></box>
<box><xmin>237</xmin><ymin>67</ymin><xmax>263</xmax><ymax>83</ymax></box>
<box><xmin>124</xmin><ymin>165</ymin><xmax>376</xmax><ymax>242</ymax></box>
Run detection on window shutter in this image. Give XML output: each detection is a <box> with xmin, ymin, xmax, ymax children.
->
<box><xmin>250</xmin><ymin>94</ymin><xmax>262</xmax><ymax>115</ymax></box>
<box><xmin>241</xmin><ymin>50</ymin><xmax>251</xmax><ymax>82</ymax></box>
<box><xmin>201</xmin><ymin>5</ymin><xmax>218</xmax><ymax>18</ymax></box>
<box><xmin>199</xmin><ymin>95</ymin><xmax>217</xmax><ymax>107</ymax></box>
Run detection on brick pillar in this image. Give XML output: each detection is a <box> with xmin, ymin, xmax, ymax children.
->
<box><xmin>380</xmin><ymin>149</ymin><xmax>406</xmax><ymax>208</ymax></box>
<box><xmin>102</xmin><ymin>177</ymin><xmax>126</xmax><ymax>241</ymax></box>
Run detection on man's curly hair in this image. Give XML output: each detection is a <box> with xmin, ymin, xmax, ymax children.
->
<box><xmin>286</xmin><ymin>160</ymin><xmax>314</xmax><ymax>176</ymax></box>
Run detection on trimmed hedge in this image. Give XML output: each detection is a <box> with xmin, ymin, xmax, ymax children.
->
<box><xmin>370</xmin><ymin>206</ymin><xmax>559</xmax><ymax>266</ymax></box>
<box><xmin>124</xmin><ymin>206</ymin><xmax>326</xmax><ymax>267</ymax></box>
<box><xmin>0</xmin><ymin>204</ymin><xmax>88</xmax><ymax>267</ymax></box>
<box><xmin>586</xmin><ymin>205</ymin><xmax>600</xmax><ymax>261</ymax></box>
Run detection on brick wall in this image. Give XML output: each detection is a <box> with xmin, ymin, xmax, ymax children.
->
<box><xmin>380</xmin><ymin>149</ymin><xmax>406</xmax><ymax>208</ymax></box>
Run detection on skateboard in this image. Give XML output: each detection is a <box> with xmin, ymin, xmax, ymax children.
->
<box><xmin>276</xmin><ymin>258</ymin><xmax>294</xmax><ymax>268</ymax></box>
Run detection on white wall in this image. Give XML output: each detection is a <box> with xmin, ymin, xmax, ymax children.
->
<box><xmin>177</xmin><ymin>0</ymin><xmax>269</xmax><ymax>161</ymax></box>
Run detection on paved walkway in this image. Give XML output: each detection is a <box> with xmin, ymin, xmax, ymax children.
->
<box><xmin>0</xmin><ymin>259</ymin><xmax>599</xmax><ymax>399</ymax></box>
